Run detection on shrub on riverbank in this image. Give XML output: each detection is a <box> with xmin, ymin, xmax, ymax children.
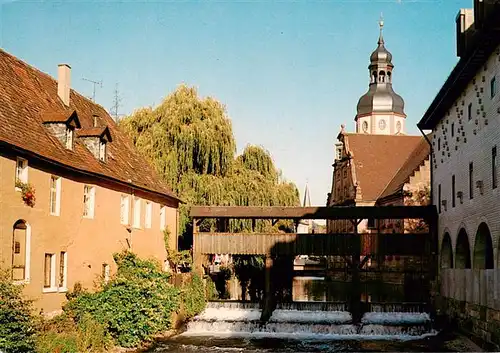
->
<box><xmin>65</xmin><ymin>251</ymin><xmax>181</xmax><ymax>348</ymax></box>
<box><xmin>182</xmin><ymin>273</ymin><xmax>206</xmax><ymax>319</ymax></box>
<box><xmin>0</xmin><ymin>270</ymin><xmax>37</xmax><ymax>353</ymax></box>
<box><xmin>2</xmin><ymin>251</ymin><xmax>209</xmax><ymax>351</ymax></box>
<box><xmin>36</xmin><ymin>313</ymin><xmax>110</xmax><ymax>353</ymax></box>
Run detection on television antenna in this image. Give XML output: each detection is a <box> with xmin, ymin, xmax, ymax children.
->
<box><xmin>82</xmin><ymin>77</ymin><xmax>103</xmax><ymax>102</ymax></box>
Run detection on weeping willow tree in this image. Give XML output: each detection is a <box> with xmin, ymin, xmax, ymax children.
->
<box><xmin>120</xmin><ymin>85</ymin><xmax>299</xmax><ymax>245</ymax></box>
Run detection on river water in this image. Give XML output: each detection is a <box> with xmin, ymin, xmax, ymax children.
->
<box><xmin>151</xmin><ymin>333</ymin><xmax>469</xmax><ymax>352</ymax></box>
<box><xmin>149</xmin><ymin>276</ymin><xmax>463</xmax><ymax>352</ymax></box>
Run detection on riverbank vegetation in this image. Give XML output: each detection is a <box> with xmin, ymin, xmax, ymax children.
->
<box><xmin>0</xmin><ymin>252</ymin><xmax>211</xmax><ymax>353</ymax></box>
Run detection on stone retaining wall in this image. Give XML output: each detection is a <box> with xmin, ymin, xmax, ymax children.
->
<box><xmin>437</xmin><ymin>269</ymin><xmax>500</xmax><ymax>349</ymax></box>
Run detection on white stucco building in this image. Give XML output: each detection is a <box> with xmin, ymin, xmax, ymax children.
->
<box><xmin>418</xmin><ymin>1</ymin><xmax>500</xmax><ymax>347</ymax></box>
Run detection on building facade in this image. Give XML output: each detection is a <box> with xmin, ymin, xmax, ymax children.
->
<box><xmin>0</xmin><ymin>49</ymin><xmax>180</xmax><ymax>315</ymax></box>
<box><xmin>418</xmin><ymin>1</ymin><xmax>500</xmax><ymax>347</ymax></box>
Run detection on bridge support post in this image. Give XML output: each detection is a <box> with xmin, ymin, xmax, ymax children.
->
<box><xmin>261</xmin><ymin>254</ymin><xmax>274</xmax><ymax>323</ymax></box>
<box><xmin>192</xmin><ymin>217</ymin><xmax>203</xmax><ymax>275</ymax></box>
<box><xmin>350</xmin><ymin>218</ymin><xmax>362</xmax><ymax>324</ymax></box>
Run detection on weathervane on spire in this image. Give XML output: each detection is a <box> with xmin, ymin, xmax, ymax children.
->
<box><xmin>378</xmin><ymin>12</ymin><xmax>385</xmax><ymax>44</ymax></box>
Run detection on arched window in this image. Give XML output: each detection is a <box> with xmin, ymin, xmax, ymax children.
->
<box><xmin>456</xmin><ymin>228</ymin><xmax>471</xmax><ymax>269</ymax></box>
<box><xmin>474</xmin><ymin>223</ymin><xmax>494</xmax><ymax>269</ymax></box>
<box><xmin>387</xmin><ymin>71</ymin><xmax>392</xmax><ymax>83</ymax></box>
<box><xmin>372</xmin><ymin>71</ymin><xmax>378</xmax><ymax>83</ymax></box>
<box><xmin>440</xmin><ymin>233</ymin><xmax>454</xmax><ymax>268</ymax></box>
<box><xmin>12</xmin><ymin>220</ymin><xmax>31</xmax><ymax>281</ymax></box>
<box><xmin>379</xmin><ymin>71</ymin><xmax>386</xmax><ymax>83</ymax></box>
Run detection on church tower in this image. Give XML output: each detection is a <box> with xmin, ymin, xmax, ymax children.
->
<box><xmin>355</xmin><ymin>18</ymin><xmax>406</xmax><ymax>135</ymax></box>
<box><xmin>297</xmin><ymin>184</ymin><xmax>312</xmax><ymax>233</ymax></box>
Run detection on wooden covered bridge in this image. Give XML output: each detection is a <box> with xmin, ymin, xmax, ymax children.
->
<box><xmin>190</xmin><ymin>205</ymin><xmax>438</xmax><ymax>322</ymax></box>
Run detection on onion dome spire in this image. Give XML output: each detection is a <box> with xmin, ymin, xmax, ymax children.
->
<box><xmin>356</xmin><ymin>16</ymin><xmax>406</xmax><ymax>119</ymax></box>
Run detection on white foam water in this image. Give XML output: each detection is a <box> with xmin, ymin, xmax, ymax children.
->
<box><xmin>194</xmin><ymin>308</ymin><xmax>261</xmax><ymax>322</ymax></box>
<box><xmin>362</xmin><ymin>312</ymin><xmax>430</xmax><ymax>325</ymax></box>
<box><xmin>269</xmin><ymin>310</ymin><xmax>352</xmax><ymax>324</ymax></box>
<box><xmin>184</xmin><ymin>306</ymin><xmax>437</xmax><ymax>341</ymax></box>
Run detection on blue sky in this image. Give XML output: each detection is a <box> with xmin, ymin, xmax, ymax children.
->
<box><xmin>1</xmin><ymin>0</ymin><xmax>471</xmax><ymax>205</ymax></box>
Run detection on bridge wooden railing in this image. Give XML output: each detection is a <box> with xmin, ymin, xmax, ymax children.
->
<box><xmin>194</xmin><ymin>232</ymin><xmax>430</xmax><ymax>256</ymax></box>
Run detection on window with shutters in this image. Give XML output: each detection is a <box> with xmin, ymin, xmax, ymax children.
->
<box><xmin>15</xmin><ymin>157</ymin><xmax>28</xmax><ymax>186</ymax></box>
<box><xmin>49</xmin><ymin>176</ymin><xmax>61</xmax><ymax>216</ymax></box>
<box><xmin>120</xmin><ymin>195</ymin><xmax>130</xmax><ymax>225</ymax></box>
<box><xmin>145</xmin><ymin>201</ymin><xmax>152</xmax><ymax>229</ymax></box>
<box><xmin>133</xmin><ymin>197</ymin><xmax>141</xmax><ymax>228</ymax></box>
<box><xmin>59</xmin><ymin>251</ymin><xmax>67</xmax><ymax>291</ymax></box>
<box><xmin>65</xmin><ymin>127</ymin><xmax>74</xmax><ymax>150</ymax></box>
<box><xmin>99</xmin><ymin>141</ymin><xmax>107</xmax><ymax>162</ymax></box>
<box><xmin>83</xmin><ymin>185</ymin><xmax>95</xmax><ymax>218</ymax></box>
<box><xmin>43</xmin><ymin>253</ymin><xmax>56</xmax><ymax>292</ymax></box>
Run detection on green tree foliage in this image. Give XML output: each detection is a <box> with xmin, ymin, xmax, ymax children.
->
<box><xmin>120</xmin><ymin>85</ymin><xmax>300</xmax><ymax>240</ymax></box>
<box><xmin>0</xmin><ymin>269</ymin><xmax>37</xmax><ymax>353</ymax></box>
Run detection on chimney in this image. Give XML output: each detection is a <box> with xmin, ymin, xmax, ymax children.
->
<box><xmin>57</xmin><ymin>64</ymin><xmax>71</xmax><ymax>106</ymax></box>
<box><xmin>456</xmin><ymin>9</ymin><xmax>475</xmax><ymax>57</ymax></box>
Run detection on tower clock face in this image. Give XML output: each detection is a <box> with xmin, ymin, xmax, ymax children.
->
<box><xmin>362</xmin><ymin>121</ymin><xmax>368</xmax><ymax>133</ymax></box>
<box><xmin>379</xmin><ymin>119</ymin><xmax>386</xmax><ymax>130</ymax></box>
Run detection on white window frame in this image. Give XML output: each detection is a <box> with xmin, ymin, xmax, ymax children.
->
<box><xmin>65</xmin><ymin>127</ymin><xmax>74</xmax><ymax>150</ymax></box>
<box><xmin>43</xmin><ymin>253</ymin><xmax>57</xmax><ymax>293</ymax></box>
<box><xmin>99</xmin><ymin>140</ymin><xmax>106</xmax><ymax>162</ymax></box>
<box><xmin>160</xmin><ymin>205</ymin><xmax>166</xmax><ymax>231</ymax></box>
<box><xmin>133</xmin><ymin>197</ymin><xmax>141</xmax><ymax>228</ymax></box>
<box><xmin>120</xmin><ymin>195</ymin><xmax>130</xmax><ymax>225</ymax></box>
<box><xmin>83</xmin><ymin>185</ymin><xmax>96</xmax><ymax>219</ymax></box>
<box><xmin>15</xmin><ymin>157</ymin><xmax>28</xmax><ymax>187</ymax></box>
<box><xmin>12</xmin><ymin>222</ymin><xmax>31</xmax><ymax>285</ymax></box>
<box><xmin>145</xmin><ymin>201</ymin><xmax>152</xmax><ymax>229</ymax></box>
<box><xmin>49</xmin><ymin>176</ymin><xmax>61</xmax><ymax>216</ymax></box>
<box><xmin>58</xmin><ymin>251</ymin><xmax>68</xmax><ymax>292</ymax></box>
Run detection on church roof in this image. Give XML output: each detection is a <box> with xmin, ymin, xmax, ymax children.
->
<box><xmin>341</xmin><ymin>133</ymin><xmax>423</xmax><ymax>201</ymax></box>
<box><xmin>377</xmin><ymin>137</ymin><xmax>430</xmax><ymax>201</ymax></box>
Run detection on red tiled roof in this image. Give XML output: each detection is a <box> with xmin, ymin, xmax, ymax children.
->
<box><xmin>77</xmin><ymin>126</ymin><xmax>112</xmax><ymax>141</ymax></box>
<box><xmin>41</xmin><ymin>110</ymin><xmax>76</xmax><ymax>123</ymax></box>
<box><xmin>342</xmin><ymin>133</ymin><xmax>423</xmax><ymax>201</ymax></box>
<box><xmin>0</xmin><ymin>48</ymin><xmax>179</xmax><ymax>202</ymax></box>
<box><xmin>378</xmin><ymin>137</ymin><xmax>430</xmax><ymax>200</ymax></box>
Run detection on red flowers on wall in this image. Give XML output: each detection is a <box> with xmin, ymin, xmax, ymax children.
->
<box><xmin>15</xmin><ymin>181</ymin><xmax>36</xmax><ymax>207</ymax></box>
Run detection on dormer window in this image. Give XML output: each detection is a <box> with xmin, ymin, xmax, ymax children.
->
<box><xmin>41</xmin><ymin>110</ymin><xmax>81</xmax><ymax>149</ymax></box>
<box><xmin>77</xmin><ymin>126</ymin><xmax>112</xmax><ymax>162</ymax></box>
<box><xmin>65</xmin><ymin>127</ymin><xmax>74</xmax><ymax>150</ymax></box>
<box><xmin>99</xmin><ymin>140</ymin><xmax>107</xmax><ymax>162</ymax></box>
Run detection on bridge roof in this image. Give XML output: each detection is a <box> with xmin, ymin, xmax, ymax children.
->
<box><xmin>190</xmin><ymin>205</ymin><xmax>437</xmax><ymax>220</ymax></box>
